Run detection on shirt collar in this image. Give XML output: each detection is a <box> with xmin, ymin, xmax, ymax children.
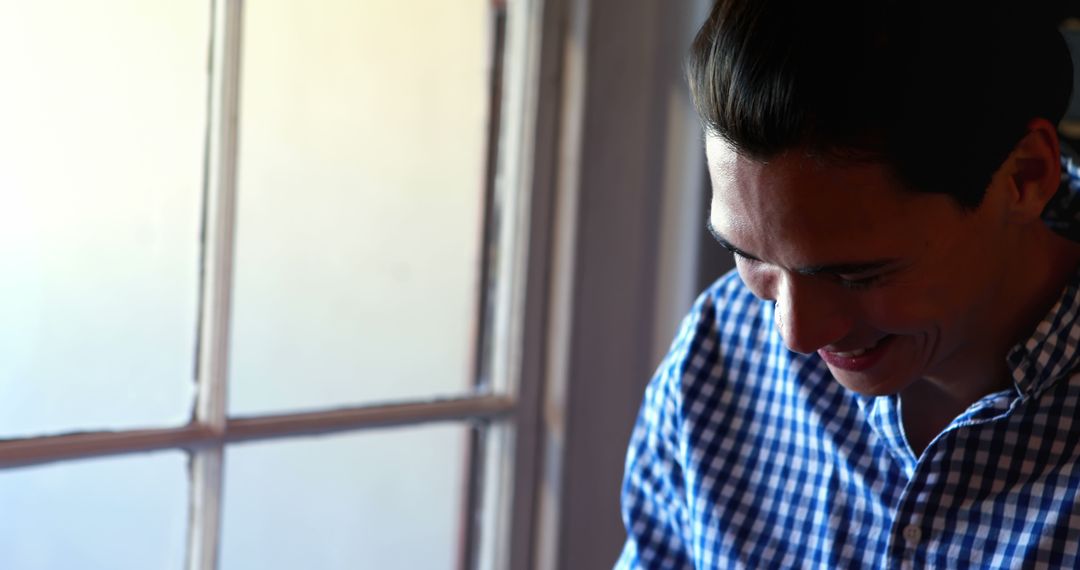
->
<box><xmin>1005</xmin><ymin>263</ymin><xmax>1080</xmax><ymax>398</ymax></box>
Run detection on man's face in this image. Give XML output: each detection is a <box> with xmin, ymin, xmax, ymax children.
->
<box><xmin>705</xmin><ymin>135</ymin><xmax>1013</xmax><ymax>396</ymax></box>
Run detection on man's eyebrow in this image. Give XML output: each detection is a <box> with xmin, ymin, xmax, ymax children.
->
<box><xmin>707</xmin><ymin>223</ymin><xmax>762</xmax><ymax>261</ymax></box>
<box><xmin>706</xmin><ymin>219</ymin><xmax>899</xmax><ymax>276</ymax></box>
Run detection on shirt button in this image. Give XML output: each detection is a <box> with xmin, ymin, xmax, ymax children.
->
<box><xmin>903</xmin><ymin>524</ymin><xmax>922</xmax><ymax>545</ymax></box>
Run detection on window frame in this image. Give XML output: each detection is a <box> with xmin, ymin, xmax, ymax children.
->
<box><xmin>0</xmin><ymin>0</ymin><xmax>534</xmax><ymax>568</ymax></box>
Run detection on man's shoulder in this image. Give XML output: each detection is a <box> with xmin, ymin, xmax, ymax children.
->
<box><xmin>658</xmin><ymin>270</ymin><xmax>829</xmax><ymax>415</ymax></box>
<box><xmin>694</xmin><ymin>269</ymin><xmax>768</xmax><ymax>328</ymax></box>
<box><xmin>1042</xmin><ymin>148</ymin><xmax>1080</xmax><ymax>239</ymax></box>
<box><xmin>697</xmin><ymin>269</ymin><xmax>830</xmax><ymax>351</ymax></box>
<box><xmin>669</xmin><ymin>270</ymin><xmax>776</xmax><ymax>367</ymax></box>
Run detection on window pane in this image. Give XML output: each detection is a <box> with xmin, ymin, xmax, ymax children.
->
<box><xmin>230</xmin><ymin>0</ymin><xmax>491</xmax><ymax>414</ymax></box>
<box><xmin>0</xmin><ymin>451</ymin><xmax>188</xmax><ymax>570</ymax></box>
<box><xmin>221</xmin><ymin>424</ymin><xmax>470</xmax><ymax>569</ymax></box>
<box><xmin>0</xmin><ymin>2</ymin><xmax>207</xmax><ymax>436</ymax></box>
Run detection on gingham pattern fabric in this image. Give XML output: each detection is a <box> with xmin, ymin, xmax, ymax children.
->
<box><xmin>1044</xmin><ymin>149</ymin><xmax>1080</xmax><ymax>240</ymax></box>
<box><xmin>617</xmin><ymin>156</ymin><xmax>1080</xmax><ymax>569</ymax></box>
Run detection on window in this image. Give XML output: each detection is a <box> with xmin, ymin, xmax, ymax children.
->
<box><xmin>0</xmin><ymin>1</ymin><xmax>543</xmax><ymax>568</ymax></box>
<box><xmin>2</xmin><ymin>0</ymin><xmax>714</xmax><ymax>567</ymax></box>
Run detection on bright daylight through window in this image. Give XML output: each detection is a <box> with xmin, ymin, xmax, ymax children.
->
<box><xmin>0</xmin><ymin>0</ymin><xmax>535</xmax><ymax>568</ymax></box>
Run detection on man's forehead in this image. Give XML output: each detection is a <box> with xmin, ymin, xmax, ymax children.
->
<box><xmin>704</xmin><ymin>135</ymin><xmax>754</xmax><ymax>179</ymax></box>
<box><xmin>705</xmin><ymin>135</ymin><xmax>921</xmax><ymax>210</ymax></box>
<box><xmin>703</xmin><ymin>134</ymin><xmax>960</xmax><ymax>262</ymax></box>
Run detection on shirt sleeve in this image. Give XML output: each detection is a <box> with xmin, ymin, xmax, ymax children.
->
<box><xmin>616</xmin><ymin>302</ymin><xmax>708</xmax><ymax>570</ymax></box>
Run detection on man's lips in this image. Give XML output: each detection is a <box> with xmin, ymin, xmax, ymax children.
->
<box><xmin>818</xmin><ymin>335</ymin><xmax>895</xmax><ymax>371</ymax></box>
<box><xmin>828</xmin><ymin>339</ymin><xmax>883</xmax><ymax>358</ymax></box>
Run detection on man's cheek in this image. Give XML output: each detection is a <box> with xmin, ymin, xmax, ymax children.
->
<box><xmin>861</xmin><ymin>291</ymin><xmax>934</xmax><ymax>331</ymax></box>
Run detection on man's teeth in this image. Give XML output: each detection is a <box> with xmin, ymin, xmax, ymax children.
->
<box><xmin>831</xmin><ymin>340</ymin><xmax>880</xmax><ymax>358</ymax></box>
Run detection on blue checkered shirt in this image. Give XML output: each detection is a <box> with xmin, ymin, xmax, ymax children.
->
<box><xmin>617</xmin><ymin>154</ymin><xmax>1080</xmax><ymax>569</ymax></box>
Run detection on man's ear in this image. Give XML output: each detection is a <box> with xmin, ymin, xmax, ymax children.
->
<box><xmin>1000</xmin><ymin>118</ymin><xmax>1062</xmax><ymax>222</ymax></box>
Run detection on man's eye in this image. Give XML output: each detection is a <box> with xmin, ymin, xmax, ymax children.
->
<box><xmin>837</xmin><ymin>275</ymin><xmax>882</xmax><ymax>290</ymax></box>
<box><xmin>731</xmin><ymin>250</ymin><xmax>758</xmax><ymax>265</ymax></box>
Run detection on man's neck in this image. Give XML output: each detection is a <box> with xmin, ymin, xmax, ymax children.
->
<box><xmin>900</xmin><ymin>379</ymin><xmax>977</xmax><ymax>456</ymax></box>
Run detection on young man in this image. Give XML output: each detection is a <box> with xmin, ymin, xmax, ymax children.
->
<box><xmin>618</xmin><ymin>1</ymin><xmax>1080</xmax><ymax>568</ymax></box>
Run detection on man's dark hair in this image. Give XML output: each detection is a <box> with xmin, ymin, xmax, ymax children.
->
<box><xmin>688</xmin><ymin>0</ymin><xmax>1075</xmax><ymax>209</ymax></box>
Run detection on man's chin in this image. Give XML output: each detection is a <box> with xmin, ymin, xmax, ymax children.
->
<box><xmin>828</xmin><ymin>368</ymin><xmax>912</xmax><ymax>397</ymax></box>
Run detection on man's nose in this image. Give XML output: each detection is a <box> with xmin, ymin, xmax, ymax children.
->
<box><xmin>773</xmin><ymin>274</ymin><xmax>852</xmax><ymax>355</ymax></box>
